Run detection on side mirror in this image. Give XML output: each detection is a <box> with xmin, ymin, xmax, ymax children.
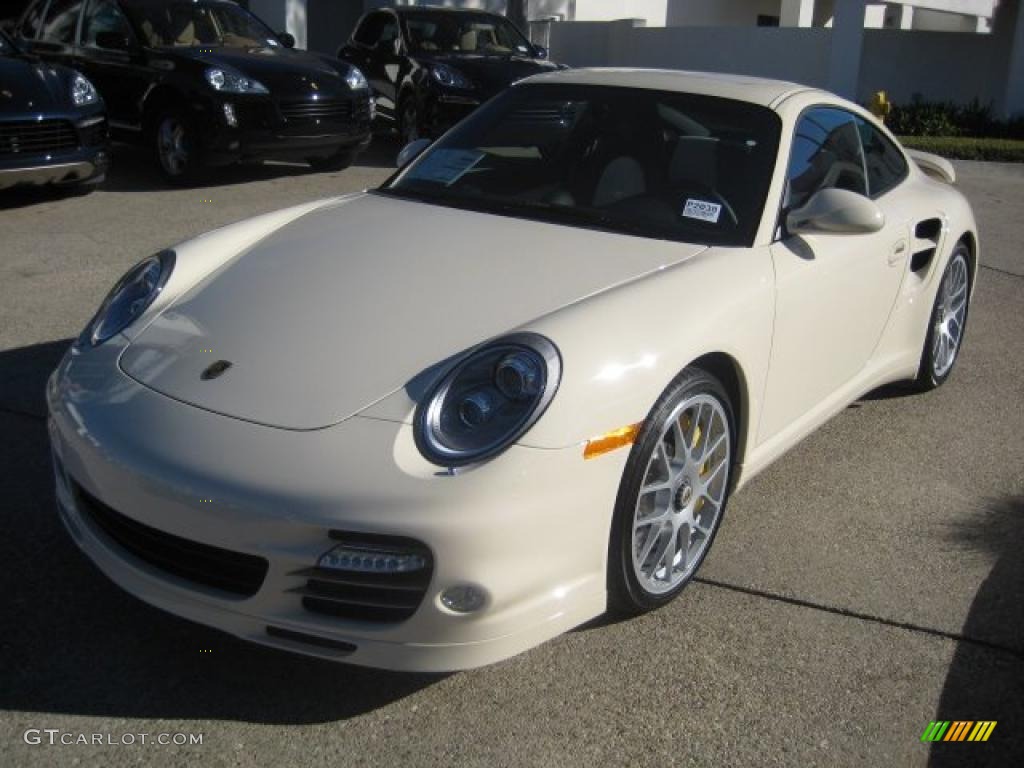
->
<box><xmin>277</xmin><ymin>31</ymin><xmax>296</xmax><ymax>49</ymax></box>
<box><xmin>95</xmin><ymin>30</ymin><xmax>130</xmax><ymax>51</ymax></box>
<box><xmin>786</xmin><ymin>188</ymin><xmax>885</xmax><ymax>236</ymax></box>
<box><xmin>397</xmin><ymin>138</ymin><xmax>431</xmax><ymax>169</ymax></box>
<box><xmin>533</xmin><ymin>45</ymin><xmax>549</xmax><ymax>60</ymax></box>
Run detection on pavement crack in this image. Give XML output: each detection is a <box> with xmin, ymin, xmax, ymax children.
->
<box><xmin>694</xmin><ymin>576</ymin><xmax>1024</xmax><ymax>661</ymax></box>
<box><xmin>980</xmin><ymin>264</ymin><xmax>1024</xmax><ymax>279</ymax></box>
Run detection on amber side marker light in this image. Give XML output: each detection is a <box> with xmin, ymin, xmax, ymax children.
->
<box><xmin>583</xmin><ymin>423</ymin><xmax>643</xmax><ymax>460</ymax></box>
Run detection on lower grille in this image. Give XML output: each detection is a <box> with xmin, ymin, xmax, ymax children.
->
<box><xmin>280</xmin><ymin>99</ymin><xmax>354</xmax><ymax>125</ymax></box>
<box><xmin>294</xmin><ymin>531</ymin><xmax>433</xmax><ymax>624</ymax></box>
<box><xmin>73</xmin><ymin>482</ymin><xmax>269</xmax><ymax>597</ymax></box>
<box><xmin>77</xmin><ymin>118</ymin><xmax>108</xmax><ymax>147</ymax></box>
<box><xmin>0</xmin><ymin>119</ymin><xmax>78</xmax><ymax>156</ymax></box>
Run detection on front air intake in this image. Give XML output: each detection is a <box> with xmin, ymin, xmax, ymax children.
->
<box><xmin>291</xmin><ymin>531</ymin><xmax>433</xmax><ymax>624</ymax></box>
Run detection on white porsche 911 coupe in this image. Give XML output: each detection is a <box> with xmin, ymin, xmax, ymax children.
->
<box><xmin>49</xmin><ymin>69</ymin><xmax>977</xmax><ymax>671</ymax></box>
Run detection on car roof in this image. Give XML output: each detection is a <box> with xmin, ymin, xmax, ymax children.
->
<box><xmin>392</xmin><ymin>6</ymin><xmax>502</xmax><ymax>16</ymax></box>
<box><xmin>519</xmin><ymin>68</ymin><xmax>819</xmax><ymax>109</ymax></box>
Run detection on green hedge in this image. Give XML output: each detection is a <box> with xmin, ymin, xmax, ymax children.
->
<box><xmin>898</xmin><ymin>136</ymin><xmax>1024</xmax><ymax>162</ymax></box>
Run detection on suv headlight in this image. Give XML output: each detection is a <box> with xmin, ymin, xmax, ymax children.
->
<box><xmin>205</xmin><ymin>67</ymin><xmax>269</xmax><ymax>94</ymax></box>
<box><xmin>345</xmin><ymin>66</ymin><xmax>368</xmax><ymax>90</ymax></box>
<box><xmin>415</xmin><ymin>333</ymin><xmax>561</xmax><ymax>466</ymax></box>
<box><xmin>83</xmin><ymin>251</ymin><xmax>175</xmax><ymax>346</ymax></box>
<box><xmin>71</xmin><ymin>73</ymin><xmax>98</xmax><ymax>106</ymax></box>
<box><xmin>431</xmin><ymin>63</ymin><xmax>473</xmax><ymax>90</ymax></box>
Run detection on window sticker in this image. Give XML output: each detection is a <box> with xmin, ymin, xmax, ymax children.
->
<box><xmin>406</xmin><ymin>149</ymin><xmax>485</xmax><ymax>186</ymax></box>
<box><xmin>682</xmin><ymin>198</ymin><xmax>722</xmax><ymax>224</ymax></box>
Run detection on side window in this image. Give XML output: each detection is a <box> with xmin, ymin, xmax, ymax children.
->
<box><xmin>353</xmin><ymin>13</ymin><xmax>384</xmax><ymax>46</ymax></box>
<box><xmin>856</xmin><ymin>117</ymin><xmax>909</xmax><ymax>198</ymax></box>
<box><xmin>40</xmin><ymin>0</ymin><xmax>83</xmax><ymax>44</ymax></box>
<box><xmin>19</xmin><ymin>0</ymin><xmax>49</xmax><ymax>39</ymax></box>
<box><xmin>786</xmin><ymin>107</ymin><xmax>867</xmax><ymax>211</ymax></box>
<box><xmin>81</xmin><ymin>0</ymin><xmax>132</xmax><ymax>48</ymax></box>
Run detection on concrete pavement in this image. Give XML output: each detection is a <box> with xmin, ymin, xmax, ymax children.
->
<box><xmin>0</xmin><ymin>148</ymin><xmax>1021</xmax><ymax>767</ymax></box>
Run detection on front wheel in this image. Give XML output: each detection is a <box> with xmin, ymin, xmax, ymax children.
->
<box><xmin>153</xmin><ymin>107</ymin><xmax>200</xmax><ymax>185</ymax></box>
<box><xmin>608</xmin><ymin>368</ymin><xmax>735</xmax><ymax>615</ymax></box>
<box><xmin>399</xmin><ymin>97</ymin><xmax>423</xmax><ymax>146</ymax></box>
<box><xmin>915</xmin><ymin>245</ymin><xmax>971</xmax><ymax>390</ymax></box>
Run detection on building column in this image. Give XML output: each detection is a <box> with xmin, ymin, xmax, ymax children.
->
<box><xmin>827</xmin><ymin>0</ymin><xmax>865</xmax><ymax>98</ymax></box>
<box><xmin>781</xmin><ymin>0</ymin><xmax>816</xmax><ymax>27</ymax></box>
<box><xmin>899</xmin><ymin>4</ymin><xmax>914</xmax><ymax>29</ymax></box>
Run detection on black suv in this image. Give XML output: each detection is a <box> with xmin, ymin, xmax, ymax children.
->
<box><xmin>0</xmin><ymin>27</ymin><xmax>109</xmax><ymax>191</ymax></box>
<box><xmin>15</xmin><ymin>0</ymin><xmax>372</xmax><ymax>182</ymax></box>
<box><xmin>338</xmin><ymin>6</ymin><xmax>561</xmax><ymax>144</ymax></box>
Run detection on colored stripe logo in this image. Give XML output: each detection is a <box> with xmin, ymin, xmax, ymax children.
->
<box><xmin>921</xmin><ymin>721</ymin><xmax>996</xmax><ymax>742</ymax></box>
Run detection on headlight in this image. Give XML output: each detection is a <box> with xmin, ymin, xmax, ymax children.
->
<box><xmin>415</xmin><ymin>333</ymin><xmax>561</xmax><ymax>466</ymax></box>
<box><xmin>71</xmin><ymin>73</ymin><xmax>98</xmax><ymax>106</ymax></box>
<box><xmin>83</xmin><ymin>251</ymin><xmax>175</xmax><ymax>346</ymax></box>
<box><xmin>431</xmin><ymin>63</ymin><xmax>473</xmax><ymax>90</ymax></box>
<box><xmin>345</xmin><ymin>66</ymin><xmax>368</xmax><ymax>90</ymax></box>
<box><xmin>204</xmin><ymin>67</ymin><xmax>269</xmax><ymax>94</ymax></box>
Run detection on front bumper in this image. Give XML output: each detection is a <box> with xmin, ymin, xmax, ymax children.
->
<box><xmin>47</xmin><ymin>341</ymin><xmax>623</xmax><ymax>671</ymax></box>
<box><xmin>197</xmin><ymin>92</ymin><xmax>373</xmax><ymax>166</ymax></box>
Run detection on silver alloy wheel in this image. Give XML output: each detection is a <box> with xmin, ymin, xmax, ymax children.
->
<box><xmin>631</xmin><ymin>394</ymin><xmax>731</xmax><ymax>595</ymax></box>
<box><xmin>157</xmin><ymin>116</ymin><xmax>189</xmax><ymax>177</ymax></box>
<box><xmin>931</xmin><ymin>252</ymin><xmax>969</xmax><ymax>378</ymax></box>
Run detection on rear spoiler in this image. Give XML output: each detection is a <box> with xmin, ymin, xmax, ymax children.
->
<box><xmin>906</xmin><ymin>149</ymin><xmax>956</xmax><ymax>185</ymax></box>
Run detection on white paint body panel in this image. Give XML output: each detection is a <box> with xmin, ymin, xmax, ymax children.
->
<box><xmin>49</xmin><ymin>70</ymin><xmax>978</xmax><ymax>670</ymax></box>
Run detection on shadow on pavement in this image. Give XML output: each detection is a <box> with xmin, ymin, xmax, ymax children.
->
<box><xmin>0</xmin><ymin>135</ymin><xmax>400</xmax><ymax>204</ymax></box>
<box><xmin>0</xmin><ymin>339</ymin><xmax>441</xmax><ymax>725</ymax></box>
<box><xmin>929</xmin><ymin>495</ymin><xmax>1024</xmax><ymax>766</ymax></box>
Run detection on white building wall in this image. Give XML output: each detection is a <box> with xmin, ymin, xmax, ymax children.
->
<box><xmin>912</xmin><ymin>7</ymin><xmax>983</xmax><ymax>31</ymax></box>
<box><xmin>573</xmin><ymin>0</ymin><xmax>667</xmax><ymax>25</ymax></box>
<box><xmin>666</xmin><ymin>0</ymin><xmax>784</xmax><ymax>27</ymax></box>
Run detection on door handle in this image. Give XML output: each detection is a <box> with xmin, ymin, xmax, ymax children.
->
<box><xmin>889</xmin><ymin>239</ymin><xmax>907</xmax><ymax>266</ymax></box>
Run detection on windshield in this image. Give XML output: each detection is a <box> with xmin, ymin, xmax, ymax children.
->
<box><xmin>384</xmin><ymin>84</ymin><xmax>782</xmax><ymax>247</ymax></box>
<box><xmin>403</xmin><ymin>12</ymin><xmax>533</xmax><ymax>56</ymax></box>
<box><xmin>124</xmin><ymin>0</ymin><xmax>279</xmax><ymax>48</ymax></box>
<box><xmin>0</xmin><ymin>29</ymin><xmax>14</xmax><ymax>55</ymax></box>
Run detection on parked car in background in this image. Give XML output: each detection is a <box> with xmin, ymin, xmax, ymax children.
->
<box><xmin>14</xmin><ymin>0</ymin><xmax>372</xmax><ymax>183</ymax></box>
<box><xmin>338</xmin><ymin>6</ymin><xmax>561</xmax><ymax>144</ymax></box>
<box><xmin>0</xmin><ymin>27</ymin><xmax>108</xmax><ymax>192</ymax></box>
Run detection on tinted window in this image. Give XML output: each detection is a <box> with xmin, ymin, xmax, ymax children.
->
<box><xmin>19</xmin><ymin>0</ymin><xmax>48</xmax><ymax>39</ymax></box>
<box><xmin>385</xmin><ymin>84</ymin><xmax>782</xmax><ymax>247</ymax></box>
<box><xmin>123</xmin><ymin>0</ymin><xmax>278</xmax><ymax>48</ymax></box>
<box><xmin>82</xmin><ymin>0</ymin><xmax>132</xmax><ymax>47</ymax></box>
<box><xmin>353</xmin><ymin>12</ymin><xmax>394</xmax><ymax>47</ymax></box>
<box><xmin>404</xmin><ymin>12</ymin><xmax>531</xmax><ymax>55</ymax></box>
<box><xmin>40</xmin><ymin>0</ymin><xmax>82</xmax><ymax>44</ymax></box>
<box><xmin>856</xmin><ymin>117</ymin><xmax>908</xmax><ymax>198</ymax></box>
<box><xmin>787</xmin><ymin>107</ymin><xmax>867</xmax><ymax>210</ymax></box>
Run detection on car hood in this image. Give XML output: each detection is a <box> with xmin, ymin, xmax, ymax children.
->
<box><xmin>171</xmin><ymin>46</ymin><xmax>351</xmax><ymax>94</ymax></box>
<box><xmin>0</xmin><ymin>55</ymin><xmax>72</xmax><ymax>112</ymax></box>
<box><xmin>418</xmin><ymin>53</ymin><xmax>560</xmax><ymax>96</ymax></box>
<box><xmin>120</xmin><ymin>193</ymin><xmax>707</xmax><ymax>430</ymax></box>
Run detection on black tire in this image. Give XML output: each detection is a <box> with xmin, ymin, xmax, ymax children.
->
<box><xmin>915</xmin><ymin>243</ymin><xmax>972</xmax><ymax>391</ymax></box>
<box><xmin>308</xmin><ymin>148</ymin><xmax>358</xmax><ymax>172</ymax></box>
<box><xmin>151</xmin><ymin>106</ymin><xmax>201</xmax><ymax>185</ymax></box>
<box><xmin>399</xmin><ymin>95</ymin><xmax>423</xmax><ymax>146</ymax></box>
<box><xmin>608</xmin><ymin>367</ymin><xmax>736</xmax><ymax>615</ymax></box>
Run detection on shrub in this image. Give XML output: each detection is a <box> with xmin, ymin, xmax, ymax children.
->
<box><xmin>899</xmin><ymin>136</ymin><xmax>1024</xmax><ymax>162</ymax></box>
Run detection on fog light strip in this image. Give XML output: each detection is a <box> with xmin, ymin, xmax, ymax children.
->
<box><xmin>583</xmin><ymin>422</ymin><xmax>643</xmax><ymax>460</ymax></box>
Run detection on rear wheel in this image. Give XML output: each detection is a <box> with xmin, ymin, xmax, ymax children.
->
<box><xmin>608</xmin><ymin>368</ymin><xmax>735</xmax><ymax>614</ymax></box>
<box><xmin>915</xmin><ymin>245</ymin><xmax>971</xmax><ymax>390</ymax></box>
